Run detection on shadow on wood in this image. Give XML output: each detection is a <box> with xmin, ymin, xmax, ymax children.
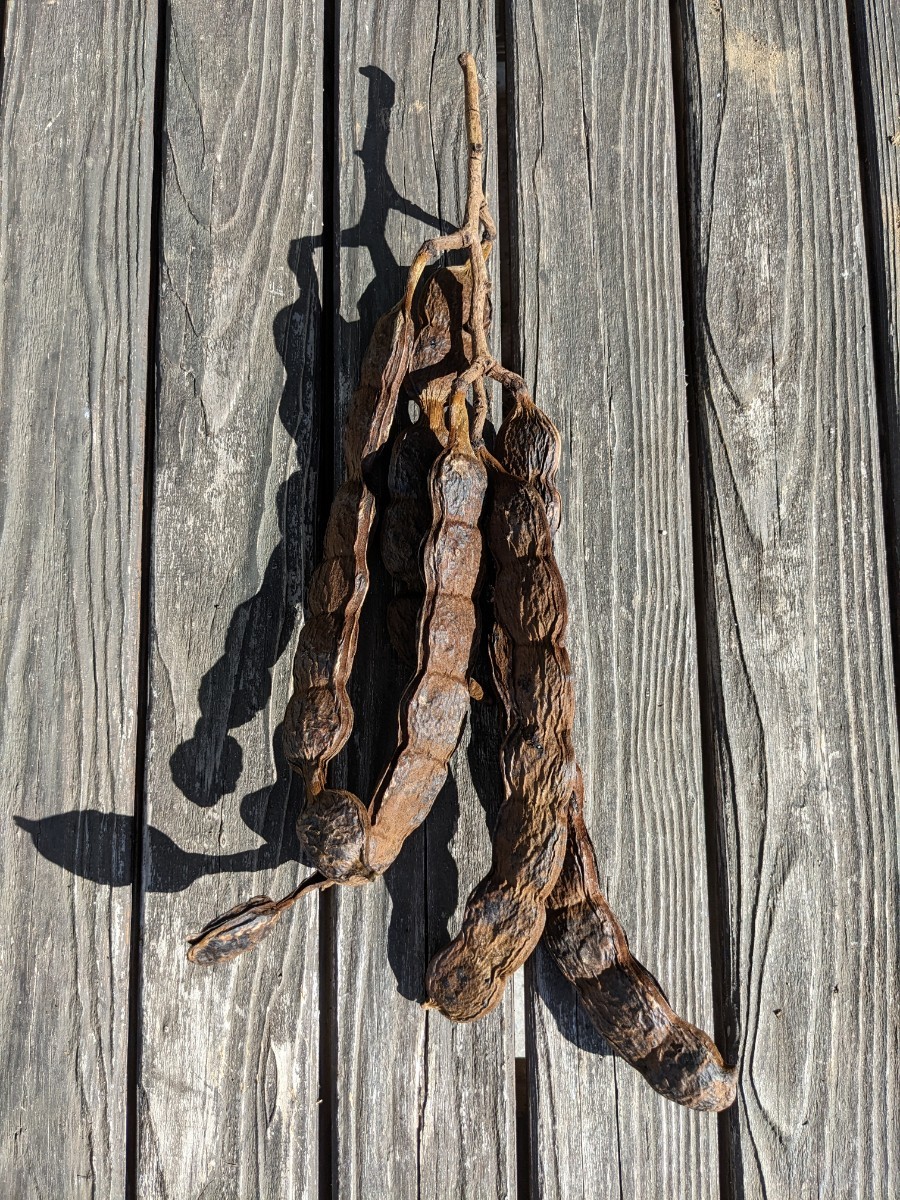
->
<box><xmin>14</xmin><ymin>67</ymin><xmax>463</xmax><ymax>1003</ymax></box>
<box><xmin>15</xmin><ymin>61</ymin><xmax>637</xmax><ymax>1066</ymax></box>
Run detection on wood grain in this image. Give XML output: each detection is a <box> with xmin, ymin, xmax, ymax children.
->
<box><xmin>332</xmin><ymin>19</ymin><xmax>516</xmax><ymax>1198</ymax></box>
<box><xmin>675</xmin><ymin>0</ymin><xmax>900</xmax><ymax>1194</ymax></box>
<box><xmin>505</xmin><ymin>0</ymin><xmax>722</xmax><ymax>1193</ymax></box>
<box><xmin>139</xmin><ymin>3</ymin><xmax>323</xmax><ymax>1196</ymax></box>
<box><xmin>0</xmin><ymin>2</ymin><xmax>156</xmax><ymax>1196</ymax></box>
<box><xmin>849</xmin><ymin>1</ymin><xmax>900</xmax><ymax>637</ymax></box>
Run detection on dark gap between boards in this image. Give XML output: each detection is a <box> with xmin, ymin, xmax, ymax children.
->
<box><xmin>667</xmin><ymin>3</ymin><xmax>736</xmax><ymax>1196</ymax></box>
<box><xmin>318</xmin><ymin>1</ymin><xmax>339</xmax><ymax>1197</ymax></box>
<box><xmin>843</xmin><ymin>0</ymin><xmax>900</xmax><ymax>729</ymax></box>
<box><xmin>125</xmin><ymin>1</ymin><xmax>168</xmax><ymax>1196</ymax></box>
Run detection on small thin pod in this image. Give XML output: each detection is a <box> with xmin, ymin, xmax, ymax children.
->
<box><xmin>543</xmin><ymin>773</ymin><xmax>738</xmax><ymax>1112</ymax></box>
<box><xmin>282</xmin><ymin>304</ymin><xmax>413</xmax><ymax>882</ymax></box>
<box><xmin>424</xmin><ymin>459</ymin><xmax>575</xmax><ymax>1020</ymax></box>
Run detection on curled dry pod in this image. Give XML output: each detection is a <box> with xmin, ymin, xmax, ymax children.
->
<box><xmin>543</xmin><ymin>774</ymin><xmax>738</xmax><ymax>1111</ymax></box>
<box><xmin>282</xmin><ymin>304</ymin><xmax>413</xmax><ymax>882</ymax></box>
<box><xmin>187</xmin><ymin>873</ymin><xmax>330</xmax><ymax>966</ymax></box>
<box><xmin>424</xmin><ymin>461</ymin><xmax>575</xmax><ymax>1020</ymax></box>
<box><xmin>365</xmin><ymin>389</ymin><xmax>487</xmax><ymax>875</ymax></box>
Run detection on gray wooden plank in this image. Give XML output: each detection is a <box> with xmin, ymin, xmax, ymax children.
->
<box><xmin>332</xmin><ymin>21</ymin><xmax>517</xmax><ymax>1199</ymax></box>
<box><xmin>675</xmin><ymin>0</ymin><xmax>900</xmax><ymax>1195</ymax></box>
<box><xmin>505</xmin><ymin>1</ymin><xmax>722</xmax><ymax>1196</ymax></box>
<box><xmin>139</xmin><ymin>3</ymin><xmax>323</xmax><ymax>1196</ymax></box>
<box><xmin>850</xmin><ymin>2</ymin><xmax>900</xmax><ymax>622</ymax></box>
<box><xmin>0</xmin><ymin>1</ymin><xmax>156</xmax><ymax>1196</ymax></box>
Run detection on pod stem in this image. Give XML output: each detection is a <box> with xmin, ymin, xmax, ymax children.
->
<box><xmin>273</xmin><ymin>872</ymin><xmax>334</xmax><ymax>912</ymax></box>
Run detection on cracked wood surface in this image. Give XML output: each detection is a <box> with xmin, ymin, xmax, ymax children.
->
<box><xmin>0</xmin><ymin>2</ymin><xmax>156</xmax><ymax>1195</ymax></box>
<box><xmin>676</xmin><ymin>0</ymin><xmax>900</xmax><ymax>1195</ymax></box>
<box><xmin>331</xmin><ymin>15</ymin><xmax>516</xmax><ymax>1198</ymax></box>
<box><xmin>506</xmin><ymin>0</ymin><xmax>721</xmax><ymax>1194</ymax></box>
<box><xmin>138</xmin><ymin>2</ymin><xmax>323</xmax><ymax>1196</ymax></box>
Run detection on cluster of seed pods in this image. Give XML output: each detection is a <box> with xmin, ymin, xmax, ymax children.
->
<box><xmin>187</xmin><ymin>53</ymin><xmax>738</xmax><ymax>1114</ymax></box>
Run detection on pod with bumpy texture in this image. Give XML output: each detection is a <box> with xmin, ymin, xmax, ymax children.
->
<box><xmin>425</xmin><ymin>460</ymin><xmax>575</xmax><ymax>1019</ymax></box>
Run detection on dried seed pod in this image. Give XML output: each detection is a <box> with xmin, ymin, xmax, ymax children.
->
<box><xmin>296</xmin><ymin>387</ymin><xmax>486</xmax><ymax>883</ymax></box>
<box><xmin>187</xmin><ymin>897</ymin><xmax>285</xmax><ymax>965</ymax></box>
<box><xmin>365</xmin><ymin>389</ymin><xmax>487</xmax><ymax>874</ymax></box>
<box><xmin>186</xmin><ymin>873</ymin><xmax>329</xmax><ymax>965</ymax></box>
<box><xmin>491</xmin><ymin>386</ymin><xmax>737</xmax><ymax>1109</ymax></box>
<box><xmin>381</xmin><ymin>395</ymin><xmax>446</xmax><ymax>665</ymax></box>
<box><xmin>382</xmin><ymin>260</ymin><xmax>491</xmax><ymax>663</ymax></box>
<box><xmin>493</xmin><ymin>390</ymin><xmax>562</xmax><ymax>534</ymax></box>
<box><xmin>282</xmin><ymin>304</ymin><xmax>413</xmax><ymax>882</ymax></box>
<box><xmin>405</xmin><ymin>262</ymin><xmax>492</xmax><ymax>405</ymax></box>
<box><xmin>543</xmin><ymin>773</ymin><xmax>738</xmax><ymax>1111</ymax></box>
<box><xmin>424</xmin><ymin>460</ymin><xmax>575</xmax><ymax>1020</ymax></box>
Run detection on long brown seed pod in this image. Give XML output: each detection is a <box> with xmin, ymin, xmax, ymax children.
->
<box><xmin>543</xmin><ymin>773</ymin><xmax>738</xmax><ymax>1111</ymax></box>
<box><xmin>490</xmin><ymin>386</ymin><xmax>737</xmax><ymax>1109</ymax></box>
<box><xmin>280</xmin><ymin>304</ymin><xmax>414</xmax><ymax>882</ymax></box>
<box><xmin>382</xmin><ymin>258</ymin><xmax>490</xmax><ymax>664</ymax></box>
<box><xmin>424</xmin><ymin>458</ymin><xmax>575</xmax><ymax>1019</ymax></box>
<box><xmin>365</xmin><ymin>389</ymin><xmax>486</xmax><ymax>874</ymax></box>
<box><xmin>293</xmin><ymin>56</ymin><xmax>495</xmax><ymax>884</ymax></box>
<box><xmin>297</xmin><ymin>385</ymin><xmax>487</xmax><ymax>881</ymax></box>
<box><xmin>414</xmin><ymin>67</ymin><xmax>581</xmax><ymax>1004</ymax></box>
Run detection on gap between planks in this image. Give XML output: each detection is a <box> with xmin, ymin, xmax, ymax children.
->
<box><xmin>668</xmin><ymin>2</ymin><xmax>735</xmax><ymax>1195</ymax></box>
<box><xmin>124</xmin><ymin>0</ymin><xmax>169</xmax><ymax>1195</ymax></box>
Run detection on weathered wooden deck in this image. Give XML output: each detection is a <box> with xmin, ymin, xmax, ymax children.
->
<box><xmin>3</xmin><ymin>0</ymin><xmax>900</xmax><ymax>1196</ymax></box>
